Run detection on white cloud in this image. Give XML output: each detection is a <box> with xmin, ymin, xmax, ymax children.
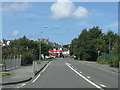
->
<box><xmin>51</xmin><ymin>0</ymin><xmax>75</xmax><ymax>19</ymax></box>
<box><xmin>1</xmin><ymin>3</ymin><xmax>31</xmax><ymax>13</ymax></box>
<box><xmin>92</xmin><ymin>9</ymin><xmax>104</xmax><ymax>16</ymax></box>
<box><xmin>103</xmin><ymin>22</ymin><xmax>118</xmax><ymax>33</ymax></box>
<box><xmin>105</xmin><ymin>22</ymin><xmax>118</xmax><ymax>30</ymax></box>
<box><xmin>73</xmin><ymin>7</ymin><xmax>89</xmax><ymax>19</ymax></box>
<box><xmin>78</xmin><ymin>22</ymin><xmax>91</xmax><ymax>26</ymax></box>
<box><xmin>11</xmin><ymin>30</ymin><xmax>19</xmax><ymax>36</ymax></box>
<box><xmin>50</xmin><ymin>0</ymin><xmax>89</xmax><ymax>19</ymax></box>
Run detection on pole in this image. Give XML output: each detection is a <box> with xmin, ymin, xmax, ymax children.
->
<box><xmin>38</xmin><ymin>26</ymin><xmax>47</xmax><ymax>60</ymax></box>
<box><xmin>14</xmin><ymin>56</ymin><xmax>15</xmax><ymax>69</ymax></box>
<box><xmin>98</xmin><ymin>50</ymin><xmax>100</xmax><ymax>57</ymax></box>
<box><xmin>20</xmin><ymin>55</ymin><xmax>21</xmax><ymax>67</ymax></box>
<box><xmin>39</xmin><ymin>32</ymin><xmax>43</xmax><ymax>60</ymax></box>
<box><xmin>33</xmin><ymin>60</ymin><xmax>35</xmax><ymax>76</ymax></box>
<box><xmin>109</xmin><ymin>38</ymin><xmax>111</xmax><ymax>54</ymax></box>
<box><xmin>39</xmin><ymin>40</ymin><xmax>41</xmax><ymax>60</ymax></box>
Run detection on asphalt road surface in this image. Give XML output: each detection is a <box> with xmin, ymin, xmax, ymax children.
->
<box><xmin>19</xmin><ymin>58</ymin><xmax>118</xmax><ymax>89</ymax></box>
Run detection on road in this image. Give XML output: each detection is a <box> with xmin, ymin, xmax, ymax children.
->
<box><xmin>18</xmin><ymin>58</ymin><xmax>118</xmax><ymax>89</ymax></box>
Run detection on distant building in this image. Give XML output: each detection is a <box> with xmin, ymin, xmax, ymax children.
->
<box><xmin>48</xmin><ymin>47</ymin><xmax>70</xmax><ymax>57</ymax></box>
<box><xmin>0</xmin><ymin>39</ymin><xmax>11</xmax><ymax>46</ymax></box>
<box><xmin>38</xmin><ymin>38</ymin><xmax>49</xmax><ymax>44</ymax></box>
<box><xmin>62</xmin><ymin>48</ymin><xmax>70</xmax><ymax>57</ymax></box>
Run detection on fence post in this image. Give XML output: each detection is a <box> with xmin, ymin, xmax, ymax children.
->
<box><xmin>33</xmin><ymin>61</ymin><xmax>35</xmax><ymax>76</ymax></box>
<box><xmin>10</xmin><ymin>56</ymin><xmax>12</xmax><ymax>70</ymax></box>
<box><xmin>20</xmin><ymin>55</ymin><xmax>21</xmax><ymax>67</ymax></box>
<box><xmin>2</xmin><ymin>58</ymin><xmax>6</xmax><ymax>72</ymax></box>
<box><xmin>14</xmin><ymin>56</ymin><xmax>15</xmax><ymax>69</ymax></box>
<box><xmin>4</xmin><ymin>57</ymin><xmax>6</xmax><ymax>72</ymax></box>
<box><xmin>16</xmin><ymin>55</ymin><xmax>17</xmax><ymax>68</ymax></box>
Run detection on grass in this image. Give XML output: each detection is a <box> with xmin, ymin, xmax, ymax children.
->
<box><xmin>22</xmin><ymin>59</ymin><xmax>53</xmax><ymax>66</ymax></box>
<box><xmin>23</xmin><ymin>64</ymin><xmax>32</xmax><ymax>66</ymax></box>
<box><xmin>79</xmin><ymin>60</ymin><xmax>86</xmax><ymax>61</ymax></box>
<box><xmin>74</xmin><ymin>59</ymin><xmax>87</xmax><ymax>61</ymax></box>
<box><xmin>37</xmin><ymin>58</ymin><xmax>53</xmax><ymax>62</ymax></box>
<box><xmin>0</xmin><ymin>73</ymin><xmax>10</xmax><ymax>77</ymax></box>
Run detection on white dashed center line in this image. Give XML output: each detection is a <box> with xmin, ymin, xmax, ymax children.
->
<box><xmin>66</xmin><ymin>62</ymin><xmax>103</xmax><ymax>89</ymax></box>
<box><xmin>100</xmin><ymin>84</ymin><xmax>106</xmax><ymax>88</ymax></box>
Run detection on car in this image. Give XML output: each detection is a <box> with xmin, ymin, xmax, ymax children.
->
<box><xmin>70</xmin><ymin>55</ymin><xmax>74</xmax><ymax>58</ymax></box>
<box><xmin>49</xmin><ymin>55</ymin><xmax>56</xmax><ymax>58</ymax></box>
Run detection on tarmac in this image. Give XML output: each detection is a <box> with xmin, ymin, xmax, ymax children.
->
<box><xmin>80</xmin><ymin>61</ymin><xmax>119</xmax><ymax>73</ymax></box>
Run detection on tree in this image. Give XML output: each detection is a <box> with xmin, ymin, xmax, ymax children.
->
<box><xmin>70</xmin><ymin>26</ymin><xmax>104</xmax><ymax>61</ymax></box>
<box><xmin>2</xmin><ymin>36</ymin><xmax>52</xmax><ymax>65</ymax></box>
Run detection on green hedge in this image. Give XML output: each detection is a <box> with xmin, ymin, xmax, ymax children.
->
<box><xmin>97</xmin><ymin>54</ymin><xmax>120</xmax><ymax>68</ymax></box>
<box><xmin>21</xmin><ymin>53</ymin><xmax>33</xmax><ymax>66</ymax></box>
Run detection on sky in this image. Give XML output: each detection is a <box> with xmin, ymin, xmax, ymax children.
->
<box><xmin>1</xmin><ymin>1</ymin><xmax>118</xmax><ymax>44</ymax></box>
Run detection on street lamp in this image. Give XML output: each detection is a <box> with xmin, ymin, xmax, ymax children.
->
<box><xmin>109</xmin><ymin>33</ymin><xmax>113</xmax><ymax>54</ymax></box>
<box><xmin>39</xmin><ymin>31</ymin><xmax>43</xmax><ymax>60</ymax></box>
<box><xmin>39</xmin><ymin>26</ymin><xmax>48</xmax><ymax>60</ymax></box>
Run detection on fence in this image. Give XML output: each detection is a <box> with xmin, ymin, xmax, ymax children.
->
<box><xmin>1</xmin><ymin>56</ymin><xmax>21</xmax><ymax>72</ymax></box>
<box><xmin>101</xmin><ymin>53</ymin><xmax>119</xmax><ymax>61</ymax></box>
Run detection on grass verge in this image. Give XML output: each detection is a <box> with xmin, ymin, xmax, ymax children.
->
<box><xmin>0</xmin><ymin>73</ymin><xmax>10</xmax><ymax>77</ymax></box>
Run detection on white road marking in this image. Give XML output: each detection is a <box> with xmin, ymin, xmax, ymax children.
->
<box><xmin>21</xmin><ymin>83</ymin><xmax>26</xmax><ymax>86</ymax></box>
<box><xmin>66</xmin><ymin>62</ymin><xmax>102</xmax><ymax>89</ymax></box>
<box><xmin>16</xmin><ymin>87</ymin><xmax>20</xmax><ymax>88</ymax></box>
<box><xmin>87</xmin><ymin>76</ymin><xmax>91</xmax><ymax>79</ymax></box>
<box><xmin>32</xmin><ymin>73</ymin><xmax>41</xmax><ymax>83</ymax></box>
<box><xmin>100</xmin><ymin>84</ymin><xmax>106</xmax><ymax>88</ymax></box>
<box><xmin>79</xmin><ymin>72</ymin><xmax>82</xmax><ymax>73</ymax></box>
<box><xmin>32</xmin><ymin>61</ymin><xmax>52</xmax><ymax>83</ymax></box>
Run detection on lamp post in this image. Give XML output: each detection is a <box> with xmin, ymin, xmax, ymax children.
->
<box><xmin>109</xmin><ymin>33</ymin><xmax>112</xmax><ymax>54</ymax></box>
<box><xmin>109</xmin><ymin>38</ymin><xmax>111</xmax><ymax>54</ymax></box>
<box><xmin>39</xmin><ymin>32</ymin><xmax>43</xmax><ymax>60</ymax></box>
<box><xmin>39</xmin><ymin>26</ymin><xmax>48</xmax><ymax>60</ymax></box>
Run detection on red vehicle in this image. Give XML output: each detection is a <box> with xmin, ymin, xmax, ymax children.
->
<box><xmin>70</xmin><ymin>55</ymin><xmax>74</xmax><ymax>58</ymax></box>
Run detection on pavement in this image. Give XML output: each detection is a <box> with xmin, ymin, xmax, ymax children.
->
<box><xmin>1</xmin><ymin>61</ymin><xmax>49</xmax><ymax>85</ymax></box>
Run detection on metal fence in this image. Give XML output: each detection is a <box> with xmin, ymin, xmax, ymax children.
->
<box><xmin>101</xmin><ymin>53</ymin><xmax>119</xmax><ymax>61</ymax></box>
<box><xmin>1</xmin><ymin>56</ymin><xmax>21</xmax><ymax>72</ymax></box>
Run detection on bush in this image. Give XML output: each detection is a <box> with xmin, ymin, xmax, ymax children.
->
<box><xmin>21</xmin><ymin>53</ymin><xmax>33</xmax><ymax>66</ymax></box>
<box><xmin>109</xmin><ymin>57</ymin><xmax>119</xmax><ymax>68</ymax></box>
<box><xmin>97</xmin><ymin>55</ymin><xmax>119</xmax><ymax>68</ymax></box>
<box><xmin>97</xmin><ymin>56</ymin><xmax>106</xmax><ymax>64</ymax></box>
<box><xmin>83</xmin><ymin>54</ymin><xmax>91</xmax><ymax>60</ymax></box>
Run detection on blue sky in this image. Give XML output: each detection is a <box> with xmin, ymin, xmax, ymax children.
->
<box><xmin>1</xmin><ymin>1</ymin><xmax>118</xmax><ymax>44</ymax></box>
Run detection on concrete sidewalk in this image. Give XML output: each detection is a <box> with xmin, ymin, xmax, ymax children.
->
<box><xmin>1</xmin><ymin>61</ymin><xmax>49</xmax><ymax>85</ymax></box>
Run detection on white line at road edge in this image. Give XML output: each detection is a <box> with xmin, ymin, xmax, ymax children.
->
<box><xmin>100</xmin><ymin>84</ymin><xmax>106</xmax><ymax>88</ymax></box>
<box><xmin>66</xmin><ymin>62</ymin><xmax>102</xmax><ymax>89</ymax></box>
<box><xmin>32</xmin><ymin>61</ymin><xmax>52</xmax><ymax>83</ymax></box>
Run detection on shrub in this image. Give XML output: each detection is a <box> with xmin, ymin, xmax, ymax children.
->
<box><xmin>21</xmin><ymin>53</ymin><xmax>33</xmax><ymax>66</ymax></box>
<box><xmin>83</xmin><ymin>54</ymin><xmax>91</xmax><ymax>61</ymax></box>
<box><xmin>97</xmin><ymin>55</ymin><xmax>119</xmax><ymax>68</ymax></box>
<box><xmin>109</xmin><ymin>57</ymin><xmax>119</xmax><ymax>68</ymax></box>
<box><xmin>97</xmin><ymin>56</ymin><xmax>106</xmax><ymax>64</ymax></box>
